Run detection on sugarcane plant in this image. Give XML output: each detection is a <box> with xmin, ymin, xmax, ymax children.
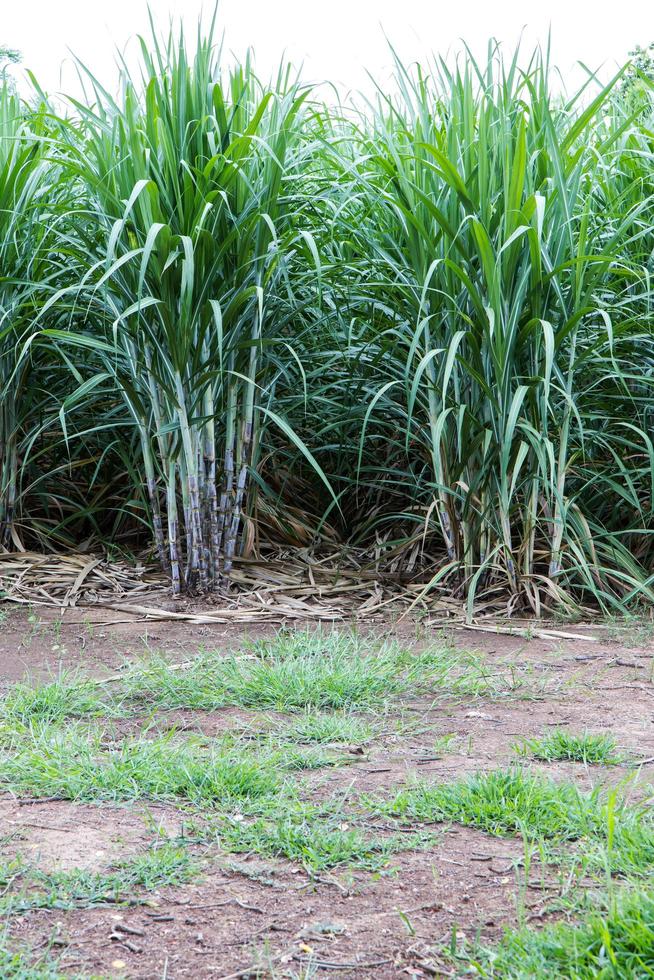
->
<box><xmin>4</xmin><ymin>24</ymin><xmax>654</xmax><ymax>616</ymax></box>
<box><xmin>43</xmin><ymin>17</ymin><xmax>318</xmax><ymax>593</ymax></box>
<box><xmin>339</xmin><ymin>44</ymin><xmax>654</xmax><ymax>612</ymax></box>
<box><xmin>0</xmin><ymin>86</ymin><xmax>58</xmax><ymax>550</ymax></box>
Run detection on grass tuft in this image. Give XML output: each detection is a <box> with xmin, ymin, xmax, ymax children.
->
<box><xmin>515</xmin><ymin>730</ymin><xmax>621</xmax><ymax>765</ymax></box>
<box><xmin>0</xmin><ymin>631</ymin><xmax>516</xmax><ymax>728</ymax></box>
<box><xmin>272</xmin><ymin>711</ymin><xmax>374</xmax><ymax>745</ymax></box>
<box><xmin>369</xmin><ymin>767</ymin><xmax>654</xmax><ymax>878</ymax></box>
<box><xmin>0</xmin><ymin>727</ymin><xmax>282</xmax><ymax>806</ymax></box>
<box><xmin>0</xmin><ymin>940</ymin><xmax>71</xmax><ymax>980</ymax></box>
<box><xmin>464</xmin><ymin>886</ymin><xmax>654</xmax><ymax>978</ymax></box>
<box><xmin>119</xmin><ymin>630</ymin><xmax>496</xmax><ymax>713</ymax></box>
<box><xmin>0</xmin><ymin>676</ymin><xmax>104</xmax><ymax>727</ymax></box>
<box><xmin>369</xmin><ymin>768</ymin><xmax>607</xmax><ymax>840</ymax></box>
<box><xmin>210</xmin><ymin>815</ymin><xmax>436</xmax><ymax>872</ymax></box>
<box><xmin>0</xmin><ymin>843</ymin><xmax>196</xmax><ymax>916</ymax></box>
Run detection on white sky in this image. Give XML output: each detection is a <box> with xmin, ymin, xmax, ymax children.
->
<box><xmin>3</xmin><ymin>0</ymin><xmax>654</xmax><ymax>101</ymax></box>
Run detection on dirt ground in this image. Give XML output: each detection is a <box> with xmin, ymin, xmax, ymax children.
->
<box><xmin>1</xmin><ymin>604</ymin><xmax>653</xmax><ymax>978</ymax></box>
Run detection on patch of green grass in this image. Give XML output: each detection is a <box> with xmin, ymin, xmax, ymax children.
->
<box><xmin>461</xmin><ymin>886</ymin><xmax>654</xmax><ymax>978</ymax></box>
<box><xmin>515</xmin><ymin>730</ymin><xmax>621</xmax><ymax>765</ymax></box>
<box><xmin>368</xmin><ymin>767</ymin><xmax>654</xmax><ymax>880</ymax></box>
<box><xmin>0</xmin><ymin>938</ymin><xmax>73</xmax><ymax>980</ymax></box>
<box><xmin>272</xmin><ymin>711</ymin><xmax>374</xmax><ymax>745</ymax></box>
<box><xmin>0</xmin><ymin>727</ymin><xmax>282</xmax><ymax>807</ymax></box>
<box><xmin>122</xmin><ymin>634</ymin><xmax>404</xmax><ymax>711</ymax></box>
<box><xmin>279</xmin><ymin>747</ymin><xmax>350</xmax><ymax>771</ymax></box>
<box><xmin>432</xmin><ymin>733</ymin><xmax>459</xmax><ymax>756</ymax></box>
<box><xmin>0</xmin><ymin>843</ymin><xmax>196</xmax><ymax>916</ymax></box>
<box><xmin>603</xmin><ymin>613</ymin><xmax>654</xmax><ymax>650</ymax></box>
<box><xmin>208</xmin><ymin>814</ymin><xmax>437</xmax><ymax>872</ymax></box>
<box><xmin>0</xmin><ymin>630</ymin><xmax>515</xmax><ymax>728</ymax></box>
<box><xmin>571</xmin><ymin>805</ymin><xmax>654</xmax><ymax>879</ymax></box>
<box><xmin>368</xmin><ymin>768</ymin><xmax>607</xmax><ymax>840</ymax></box>
<box><xmin>111</xmin><ymin>841</ymin><xmax>197</xmax><ymax>890</ymax></box>
<box><xmin>0</xmin><ymin>676</ymin><xmax>105</xmax><ymax>727</ymax></box>
<box><xmin>120</xmin><ymin>629</ymin><xmax>499</xmax><ymax>713</ymax></box>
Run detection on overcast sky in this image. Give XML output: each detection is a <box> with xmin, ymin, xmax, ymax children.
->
<box><xmin>4</xmin><ymin>0</ymin><xmax>654</xmax><ymax>101</ymax></box>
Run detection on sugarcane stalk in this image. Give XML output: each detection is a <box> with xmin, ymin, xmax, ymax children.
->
<box><xmin>524</xmin><ymin>478</ymin><xmax>538</xmax><ymax>579</ymax></box>
<box><xmin>0</xmin><ymin>387</ymin><xmax>15</xmax><ymax>549</ymax></box>
<box><xmin>224</xmin><ymin>337</ymin><xmax>258</xmax><ymax>578</ymax></box>
<box><xmin>423</xmin><ymin>322</ymin><xmax>457</xmax><ymax>564</ymax></box>
<box><xmin>166</xmin><ymin>459</ymin><xmax>182</xmax><ymax>595</ymax></box>
<box><xmin>203</xmin><ymin>381</ymin><xmax>219</xmax><ymax>586</ymax></box>
<box><xmin>196</xmin><ymin>433</ymin><xmax>212</xmax><ymax>584</ymax></box>
<box><xmin>223</xmin><ymin>415</ymin><xmax>252</xmax><ymax>577</ymax></box>
<box><xmin>549</xmin><ymin>331</ymin><xmax>577</xmax><ymax>579</ymax></box>
<box><xmin>138</xmin><ymin>421</ymin><xmax>169</xmax><ymax>572</ymax></box>
<box><xmin>216</xmin><ymin>370</ymin><xmax>237</xmax><ymax>572</ymax></box>
<box><xmin>175</xmin><ymin>372</ymin><xmax>208</xmax><ymax>591</ymax></box>
<box><xmin>144</xmin><ymin>344</ymin><xmax>168</xmax><ymax>464</ymax></box>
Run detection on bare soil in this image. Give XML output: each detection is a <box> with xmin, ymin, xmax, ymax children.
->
<box><xmin>1</xmin><ymin>605</ymin><xmax>653</xmax><ymax>978</ymax></box>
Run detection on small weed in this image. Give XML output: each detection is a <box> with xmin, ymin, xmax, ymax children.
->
<box><xmin>23</xmin><ymin>611</ymin><xmax>42</xmax><ymax>644</ymax></box>
<box><xmin>514</xmin><ymin>730</ymin><xmax>621</xmax><ymax>765</ymax></box>
<box><xmin>432</xmin><ymin>733</ymin><xmax>458</xmax><ymax>756</ymax></box>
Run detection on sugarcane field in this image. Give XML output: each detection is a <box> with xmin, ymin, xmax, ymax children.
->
<box><xmin>1</xmin><ymin>5</ymin><xmax>654</xmax><ymax>978</ymax></box>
